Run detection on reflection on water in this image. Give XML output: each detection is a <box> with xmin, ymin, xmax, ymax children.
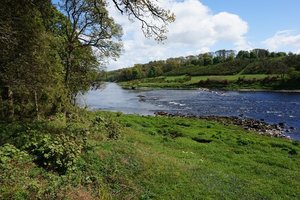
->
<box><xmin>78</xmin><ymin>82</ymin><xmax>300</xmax><ymax>140</ymax></box>
<box><xmin>77</xmin><ymin>82</ymin><xmax>167</xmax><ymax>115</ymax></box>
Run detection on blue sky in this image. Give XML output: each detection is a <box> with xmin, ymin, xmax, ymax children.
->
<box><xmin>52</xmin><ymin>0</ymin><xmax>300</xmax><ymax>70</ymax></box>
<box><xmin>201</xmin><ymin>0</ymin><xmax>300</xmax><ymax>48</ymax></box>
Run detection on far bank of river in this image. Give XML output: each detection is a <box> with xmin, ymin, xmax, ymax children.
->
<box><xmin>78</xmin><ymin>82</ymin><xmax>300</xmax><ymax>140</ymax></box>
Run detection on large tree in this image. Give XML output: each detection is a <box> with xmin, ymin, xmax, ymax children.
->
<box><xmin>57</xmin><ymin>0</ymin><xmax>122</xmax><ymax>90</ymax></box>
<box><xmin>57</xmin><ymin>0</ymin><xmax>175</xmax><ymax>91</ymax></box>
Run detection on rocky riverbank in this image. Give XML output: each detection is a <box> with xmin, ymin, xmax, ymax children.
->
<box><xmin>154</xmin><ymin>111</ymin><xmax>293</xmax><ymax>139</ymax></box>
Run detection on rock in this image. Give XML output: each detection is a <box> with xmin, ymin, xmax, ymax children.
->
<box><xmin>154</xmin><ymin>111</ymin><xmax>289</xmax><ymax>139</ymax></box>
<box><xmin>154</xmin><ymin>111</ymin><xmax>169</xmax><ymax>116</ymax></box>
<box><xmin>278</xmin><ymin>122</ymin><xmax>285</xmax><ymax>127</ymax></box>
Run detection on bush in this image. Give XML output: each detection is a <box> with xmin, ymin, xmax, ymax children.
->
<box><xmin>0</xmin><ymin>144</ymin><xmax>31</xmax><ymax>166</ymax></box>
<box><xmin>24</xmin><ymin>133</ymin><xmax>84</xmax><ymax>174</ymax></box>
<box><xmin>288</xmin><ymin>68</ymin><xmax>300</xmax><ymax>80</ymax></box>
<box><xmin>93</xmin><ymin>115</ymin><xmax>122</xmax><ymax>140</ymax></box>
<box><xmin>0</xmin><ymin>120</ymin><xmax>88</xmax><ymax>174</ymax></box>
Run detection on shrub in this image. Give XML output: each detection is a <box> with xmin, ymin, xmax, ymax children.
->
<box><xmin>0</xmin><ymin>144</ymin><xmax>31</xmax><ymax>166</ymax></box>
<box><xmin>236</xmin><ymin>138</ymin><xmax>254</xmax><ymax>146</ymax></box>
<box><xmin>93</xmin><ymin>115</ymin><xmax>122</xmax><ymax>140</ymax></box>
<box><xmin>105</xmin><ymin>118</ymin><xmax>122</xmax><ymax>140</ymax></box>
<box><xmin>221</xmin><ymin>79</ymin><xmax>229</xmax><ymax>85</ymax></box>
<box><xmin>1</xmin><ymin>121</ymin><xmax>89</xmax><ymax>174</ymax></box>
<box><xmin>24</xmin><ymin>133</ymin><xmax>84</xmax><ymax>174</ymax></box>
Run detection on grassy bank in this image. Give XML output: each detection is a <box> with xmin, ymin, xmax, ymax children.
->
<box><xmin>120</xmin><ymin>74</ymin><xmax>300</xmax><ymax>90</ymax></box>
<box><xmin>1</xmin><ymin>111</ymin><xmax>300</xmax><ymax>199</ymax></box>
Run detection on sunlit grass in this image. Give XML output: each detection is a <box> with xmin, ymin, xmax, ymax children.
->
<box><xmin>1</xmin><ymin>111</ymin><xmax>299</xmax><ymax>199</ymax></box>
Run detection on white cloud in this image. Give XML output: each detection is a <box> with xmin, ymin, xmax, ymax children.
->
<box><xmin>106</xmin><ymin>0</ymin><xmax>250</xmax><ymax>70</ymax></box>
<box><xmin>263</xmin><ymin>30</ymin><xmax>300</xmax><ymax>52</ymax></box>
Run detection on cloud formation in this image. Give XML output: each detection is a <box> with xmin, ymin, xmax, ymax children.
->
<box><xmin>107</xmin><ymin>0</ymin><xmax>250</xmax><ymax>70</ymax></box>
<box><xmin>263</xmin><ymin>30</ymin><xmax>300</xmax><ymax>52</ymax></box>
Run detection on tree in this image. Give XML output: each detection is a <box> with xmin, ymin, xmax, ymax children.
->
<box><xmin>288</xmin><ymin>68</ymin><xmax>300</xmax><ymax>80</ymax></box>
<box><xmin>203</xmin><ymin>54</ymin><xmax>213</xmax><ymax>66</ymax></box>
<box><xmin>164</xmin><ymin>58</ymin><xmax>180</xmax><ymax>72</ymax></box>
<box><xmin>275</xmin><ymin>61</ymin><xmax>288</xmax><ymax>79</ymax></box>
<box><xmin>131</xmin><ymin>65</ymin><xmax>143</xmax><ymax>79</ymax></box>
<box><xmin>0</xmin><ymin>0</ymin><xmax>66</xmax><ymax>119</ymax></box>
<box><xmin>68</xmin><ymin>46</ymin><xmax>99</xmax><ymax>97</ymax></box>
<box><xmin>57</xmin><ymin>0</ymin><xmax>174</xmax><ymax>93</ymax></box>
<box><xmin>57</xmin><ymin>0</ymin><xmax>122</xmax><ymax>91</ymax></box>
<box><xmin>215</xmin><ymin>50</ymin><xmax>226</xmax><ymax>61</ymax></box>
<box><xmin>251</xmin><ymin>49</ymin><xmax>269</xmax><ymax>58</ymax></box>
<box><xmin>249</xmin><ymin>51</ymin><xmax>257</xmax><ymax>59</ymax></box>
<box><xmin>213</xmin><ymin>56</ymin><xmax>223</xmax><ymax>64</ymax></box>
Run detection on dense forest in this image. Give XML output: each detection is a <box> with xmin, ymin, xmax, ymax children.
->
<box><xmin>0</xmin><ymin>0</ymin><xmax>174</xmax><ymax>120</ymax></box>
<box><xmin>1</xmin><ymin>0</ymin><xmax>104</xmax><ymax>120</ymax></box>
<box><xmin>108</xmin><ymin>49</ymin><xmax>300</xmax><ymax>82</ymax></box>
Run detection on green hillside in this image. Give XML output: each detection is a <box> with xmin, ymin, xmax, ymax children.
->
<box><xmin>106</xmin><ymin>50</ymin><xmax>300</xmax><ymax>90</ymax></box>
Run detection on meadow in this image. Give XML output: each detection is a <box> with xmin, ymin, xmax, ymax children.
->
<box><xmin>1</xmin><ymin>111</ymin><xmax>299</xmax><ymax>199</ymax></box>
<box><xmin>120</xmin><ymin>74</ymin><xmax>288</xmax><ymax>90</ymax></box>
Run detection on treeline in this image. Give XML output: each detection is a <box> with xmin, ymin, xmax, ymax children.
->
<box><xmin>109</xmin><ymin>49</ymin><xmax>300</xmax><ymax>81</ymax></box>
<box><xmin>0</xmin><ymin>0</ymin><xmax>120</xmax><ymax>120</ymax></box>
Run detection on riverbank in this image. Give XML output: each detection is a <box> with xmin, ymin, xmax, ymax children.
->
<box><xmin>122</xmin><ymin>84</ymin><xmax>300</xmax><ymax>93</ymax></box>
<box><xmin>1</xmin><ymin>110</ymin><xmax>300</xmax><ymax>199</ymax></box>
<box><xmin>154</xmin><ymin>111</ymin><xmax>293</xmax><ymax>138</ymax></box>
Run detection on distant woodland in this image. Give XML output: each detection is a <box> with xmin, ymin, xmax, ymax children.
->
<box><xmin>108</xmin><ymin>49</ymin><xmax>300</xmax><ymax>82</ymax></box>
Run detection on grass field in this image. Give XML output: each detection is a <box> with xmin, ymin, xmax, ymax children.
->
<box><xmin>168</xmin><ymin>74</ymin><xmax>277</xmax><ymax>83</ymax></box>
<box><xmin>1</xmin><ymin>111</ymin><xmax>300</xmax><ymax>199</ymax></box>
<box><xmin>121</xmin><ymin>74</ymin><xmax>281</xmax><ymax>89</ymax></box>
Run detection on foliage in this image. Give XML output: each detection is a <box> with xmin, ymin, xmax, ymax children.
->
<box><xmin>0</xmin><ymin>0</ymin><xmax>67</xmax><ymax>119</ymax></box>
<box><xmin>0</xmin><ymin>117</ymin><xmax>88</xmax><ymax>174</ymax></box>
<box><xmin>109</xmin><ymin>49</ymin><xmax>300</xmax><ymax>85</ymax></box>
<box><xmin>93</xmin><ymin>115</ymin><xmax>122</xmax><ymax>139</ymax></box>
<box><xmin>119</xmin><ymin>74</ymin><xmax>300</xmax><ymax>90</ymax></box>
<box><xmin>0</xmin><ymin>0</ymin><xmax>175</xmax><ymax>120</ymax></box>
<box><xmin>0</xmin><ymin>144</ymin><xmax>31</xmax><ymax>166</ymax></box>
<box><xmin>24</xmin><ymin>133</ymin><xmax>84</xmax><ymax>174</ymax></box>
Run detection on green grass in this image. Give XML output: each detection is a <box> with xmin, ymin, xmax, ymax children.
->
<box><xmin>188</xmin><ymin>74</ymin><xmax>276</xmax><ymax>82</ymax></box>
<box><xmin>121</xmin><ymin>74</ymin><xmax>283</xmax><ymax>89</ymax></box>
<box><xmin>164</xmin><ymin>74</ymin><xmax>276</xmax><ymax>83</ymax></box>
<box><xmin>1</xmin><ymin>111</ymin><xmax>300</xmax><ymax>199</ymax></box>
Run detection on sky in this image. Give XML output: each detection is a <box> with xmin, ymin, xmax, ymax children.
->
<box><xmin>52</xmin><ymin>0</ymin><xmax>300</xmax><ymax>70</ymax></box>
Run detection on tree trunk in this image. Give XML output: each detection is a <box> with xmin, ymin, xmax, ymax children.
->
<box><xmin>65</xmin><ymin>54</ymin><xmax>71</xmax><ymax>86</ymax></box>
<box><xmin>8</xmin><ymin>87</ymin><xmax>14</xmax><ymax>120</ymax></box>
<box><xmin>2</xmin><ymin>86</ymin><xmax>14</xmax><ymax>120</ymax></box>
<box><xmin>65</xmin><ymin>46</ymin><xmax>73</xmax><ymax>87</ymax></box>
<box><xmin>0</xmin><ymin>93</ymin><xmax>4</xmax><ymax>119</ymax></box>
<box><xmin>34</xmin><ymin>90</ymin><xmax>39</xmax><ymax>120</ymax></box>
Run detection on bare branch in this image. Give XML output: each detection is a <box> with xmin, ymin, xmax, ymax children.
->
<box><xmin>110</xmin><ymin>0</ymin><xmax>175</xmax><ymax>41</ymax></box>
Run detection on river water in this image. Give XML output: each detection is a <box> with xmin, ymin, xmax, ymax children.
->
<box><xmin>77</xmin><ymin>82</ymin><xmax>300</xmax><ymax>140</ymax></box>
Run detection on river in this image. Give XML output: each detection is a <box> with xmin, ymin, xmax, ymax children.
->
<box><xmin>77</xmin><ymin>82</ymin><xmax>300</xmax><ymax>140</ymax></box>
